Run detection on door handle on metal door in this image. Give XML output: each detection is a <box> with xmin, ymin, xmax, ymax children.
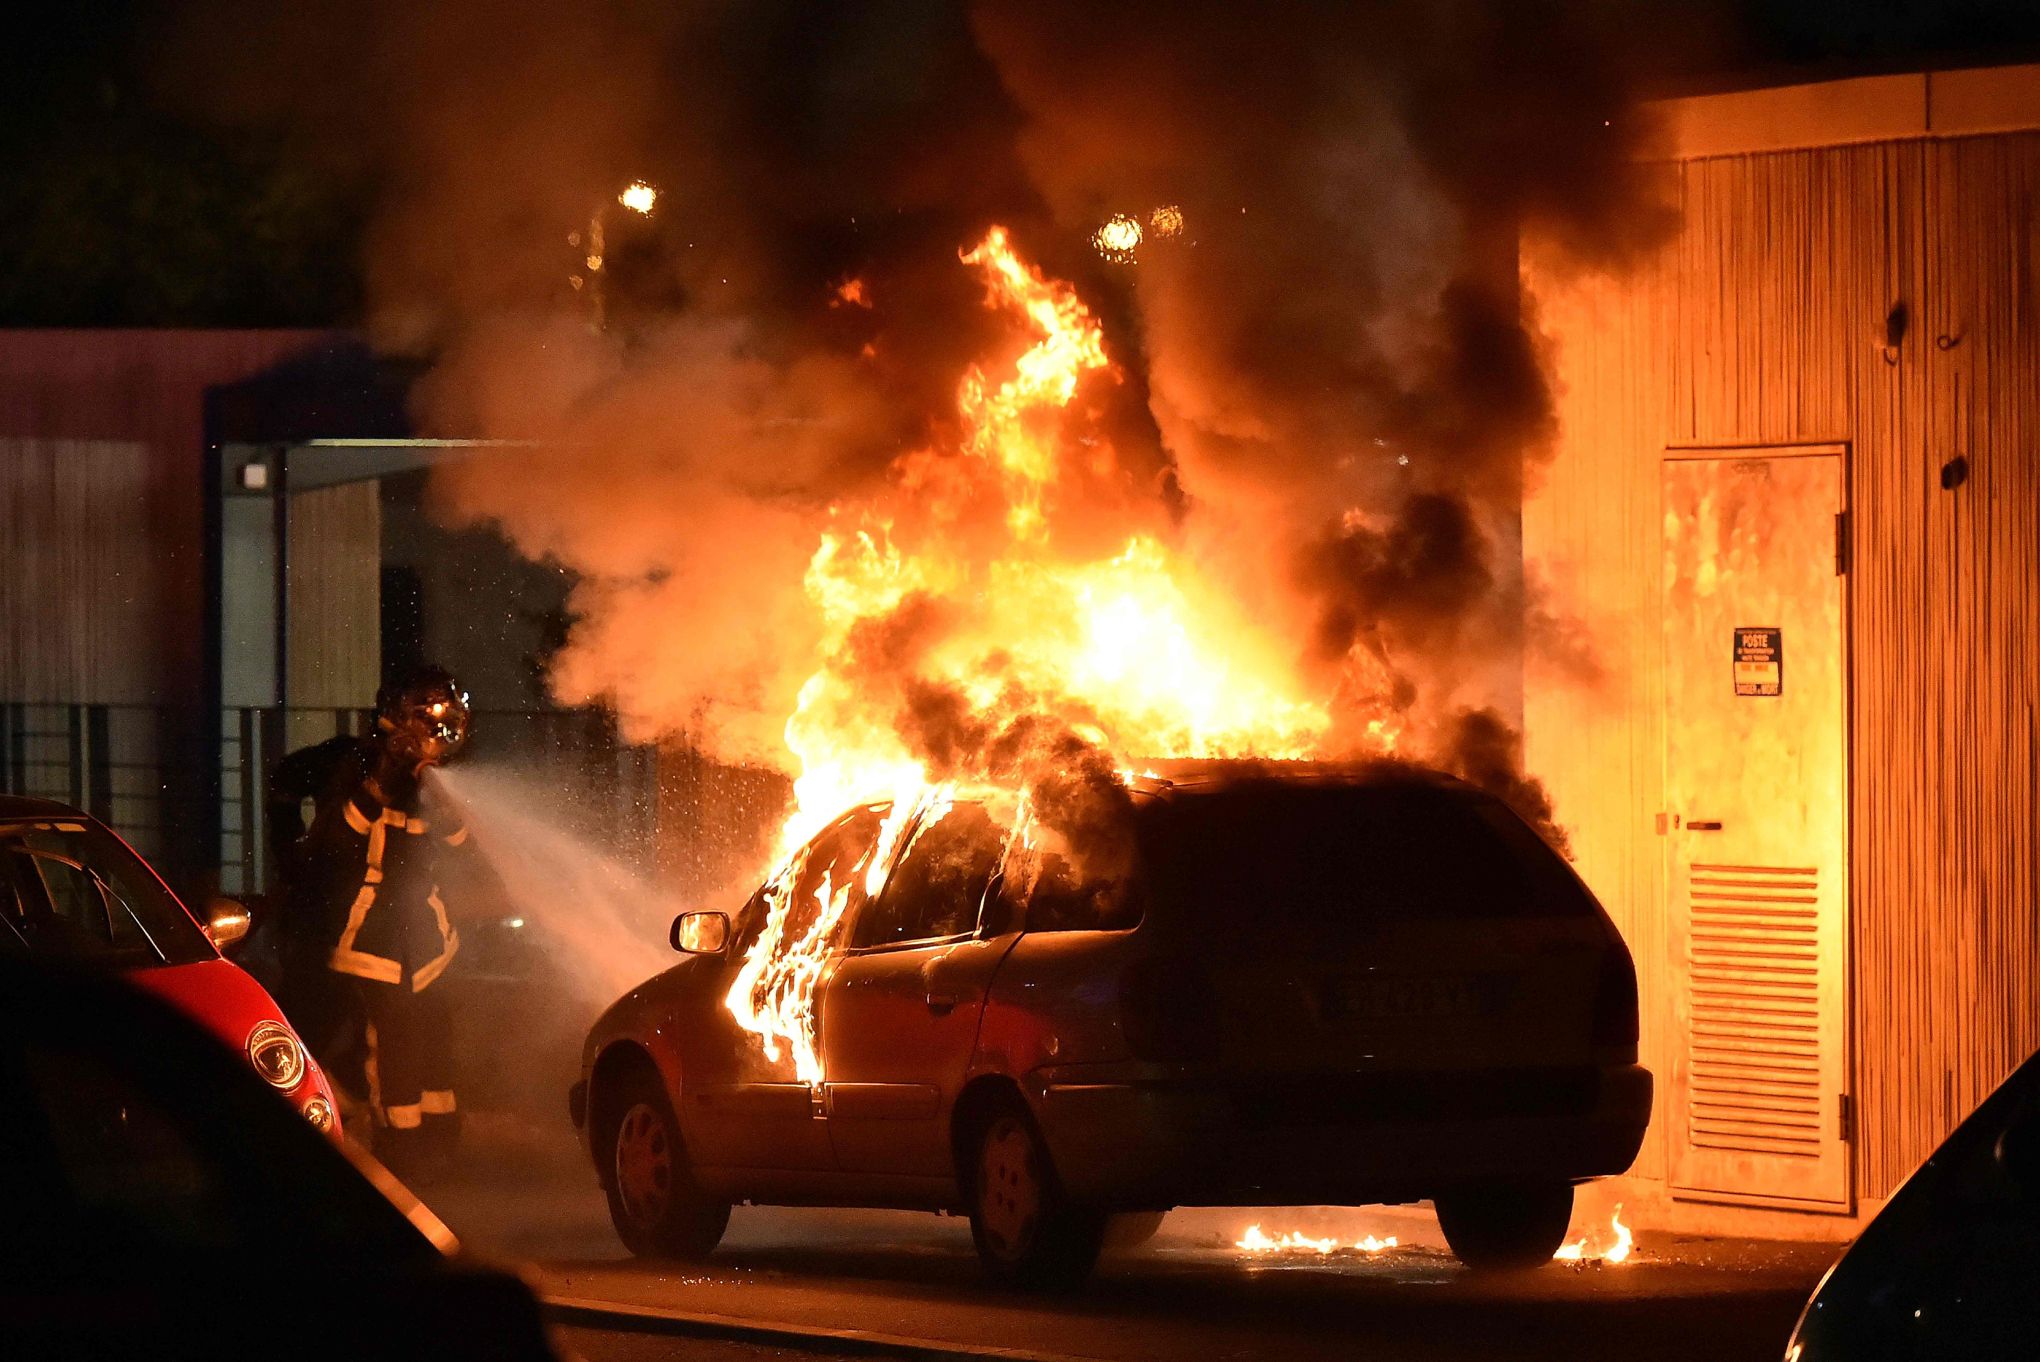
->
<box><xmin>925</xmin><ymin>992</ymin><xmax>960</xmax><ymax>1015</ymax></box>
<box><xmin>1687</xmin><ymin>819</ymin><xmax>1724</xmax><ymax>831</ymax></box>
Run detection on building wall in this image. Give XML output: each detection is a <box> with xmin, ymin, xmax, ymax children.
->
<box><xmin>0</xmin><ymin>330</ymin><xmax>333</xmax><ymax>708</ymax></box>
<box><xmin>1527</xmin><ymin>131</ymin><xmax>2040</xmax><ymax>1200</ymax></box>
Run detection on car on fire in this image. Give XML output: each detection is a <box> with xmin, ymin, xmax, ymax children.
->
<box><xmin>572</xmin><ymin>763</ymin><xmax>1650</xmax><ymax>1286</ymax></box>
<box><xmin>0</xmin><ymin>794</ymin><xmax>341</xmax><ymax>1137</ymax></box>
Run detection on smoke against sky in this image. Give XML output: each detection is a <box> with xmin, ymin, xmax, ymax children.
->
<box><xmin>169</xmin><ymin>0</ymin><xmax>1683</xmax><ymax>834</ymax></box>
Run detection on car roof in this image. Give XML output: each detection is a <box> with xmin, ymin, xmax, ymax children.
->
<box><xmin>1125</xmin><ymin>758</ymin><xmax>1473</xmax><ymax>800</ymax></box>
<box><xmin>0</xmin><ymin>794</ymin><xmax>90</xmax><ymax>823</ymax></box>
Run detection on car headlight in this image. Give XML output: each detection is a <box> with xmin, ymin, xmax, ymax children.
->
<box><xmin>246</xmin><ymin>1020</ymin><xmax>308</xmax><ymax>1091</ymax></box>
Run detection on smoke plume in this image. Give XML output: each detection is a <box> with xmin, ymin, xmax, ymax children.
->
<box><xmin>168</xmin><ymin>0</ymin><xmax>1679</xmax><ymax>837</ymax></box>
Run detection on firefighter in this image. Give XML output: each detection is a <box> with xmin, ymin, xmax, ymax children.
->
<box><xmin>273</xmin><ymin>666</ymin><xmax>474</xmax><ymax>1178</ymax></box>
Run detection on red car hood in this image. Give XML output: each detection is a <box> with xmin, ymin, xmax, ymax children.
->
<box><xmin>126</xmin><ymin>958</ymin><xmax>290</xmax><ymax>1051</ymax></box>
<box><xmin>124</xmin><ymin>959</ymin><xmax>341</xmax><ymax>1134</ymax></box>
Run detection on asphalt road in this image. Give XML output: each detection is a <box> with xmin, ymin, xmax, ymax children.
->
<box><xmin>424</xmin><ymin>1124</ymin><xmax>1837</xmax><ymax>1362</ymax></box>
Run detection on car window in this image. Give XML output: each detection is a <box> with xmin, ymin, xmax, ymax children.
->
<box><xmin>0</xmin><ymin>822</ymin><xmax>214</xmax><ymax>968</ymax></box>
<box><xmin>1140</xmin><ymin>783</ymin><xmax>1589</xmax><ymax>933</ymax></box>
<box><xmin>852</xmin><ymin>803</ymin><xmax>1006</xmax><ymax>949</ymax></box>
<box><xmin>735</xmin><ymin>806</ymin><xmax>889</xmax><ymax>961</ymax></box>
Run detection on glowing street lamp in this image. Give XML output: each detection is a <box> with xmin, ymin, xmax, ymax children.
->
<box><xmin>578</xmin><ymin>180</ymin><xmax>660</xmax><ymax>330</ymax></box>
<box><xmin>618</xmin><ymin>181</ymin><xmax>658</xmax><ymax>216</ymax></box>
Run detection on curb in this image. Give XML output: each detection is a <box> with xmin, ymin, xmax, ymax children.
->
<box><xmin>541</xmin><ymin>1295</ymin><xmax>1100</xmax><ymax>1362</ymax></box>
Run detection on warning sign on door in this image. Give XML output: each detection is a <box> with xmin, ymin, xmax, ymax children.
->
<box><xmin>1734</xmin><ymin>627</ymin><xmax>1783</xmax><ymax>696</ymax></box>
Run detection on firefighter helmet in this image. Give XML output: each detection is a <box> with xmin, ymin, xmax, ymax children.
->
<box><xmin>375</xmin><ymin>666</ymin><xmax>471</xmax><ymax>766</ymax></box>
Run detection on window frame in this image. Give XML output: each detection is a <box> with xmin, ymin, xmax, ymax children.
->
<box><xmin>842</xmin><ymin>800</ymin><xmax>1008</xmax><ymax>955</ymax></box>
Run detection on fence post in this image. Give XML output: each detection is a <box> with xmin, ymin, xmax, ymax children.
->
<box><xmin>0</xmin><ymin>703</ymin><xmax>16</xmax><ymax>793</ymax></box>
<box><xmin>66</xmin><ymin>706</ymin><xmax>86</xmax><ymax>809</ymax></box>
<box><xmin>238</xmin><ymin>708</ymin><xmax>262</xmax><ymax>896</ymax></box>
<box><xmin>86</xmin><ymin>705</ymin><xmax>112</xmax><ymax>823</ymax></box>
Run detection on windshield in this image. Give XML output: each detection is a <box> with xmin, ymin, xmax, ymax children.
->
<box><xmin>0</xmin><ymin>821</ymin><xmax>214</xmax><ymax>968</ymax></box>
<box><xmin>1139</xmin><ymin>781</ymin><xmax>1589</xmax><ymax>934</ymax></box>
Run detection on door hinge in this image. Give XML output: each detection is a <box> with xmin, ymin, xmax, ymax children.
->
<box><xmin>1838</xmin><ymin>1092</ymin><xmax>1855</xmax><ymax>1143</ymax></box>
<box><xmin>1834</xmin><ymin>510</ymin><xmax>1850</xmax><ymax>575</ymax></box>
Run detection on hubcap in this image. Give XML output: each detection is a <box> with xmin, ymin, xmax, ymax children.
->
<box><xmin>615</xmin><ymin>1101</ymin><xmax>674</xmax><ymax>1227</ymax></box>
<box><xmin>977</xmin><ymin>1116</ymin><xmax>1043</xmax><ymax>1258</ymax></box>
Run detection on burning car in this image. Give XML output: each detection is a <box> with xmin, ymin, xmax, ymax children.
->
<box><xmin>572</xmin><ymin>762</ymin><xmax>1649</xmax><ymax>1286</ymax></box>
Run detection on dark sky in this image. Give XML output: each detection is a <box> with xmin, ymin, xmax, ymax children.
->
<box><xmin>4</xmin><ymin>0</ymin><xmax>2040</xmax><ymax>327</ymax></box>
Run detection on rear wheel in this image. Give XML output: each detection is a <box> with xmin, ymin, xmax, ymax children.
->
<box><xmin>1103</xmin><ymin>1212</ymin><xmax>1167</xmax><ymax>1252</ymax></box>
<box><xmin>1435</xmin><ymin>1181</ymin><xmax>1575</xmax><ymax>1270</ymax></box>
<box><xmin>601</xmin><ymin>1069</ymin><xmax>729</xmax><ymax>1259</ymax></box>
<box><xmin>966</xmin><ymin>1105</ymin><xmax>1105</xmax><ymax>1289</ymax></box>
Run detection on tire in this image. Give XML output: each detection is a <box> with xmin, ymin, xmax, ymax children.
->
<box><xmin>1434</xmin><ymin>1181</ymin><xmax>1575</xmax><ymax>1270</ymax></box>
<box><xmin>1102</xmin><ymin>1212</ymin><xmax>1167</xmax><ymax>1252</ymax></box>
<box><xmin>600</xmin><ymin>1067</ymin><xmax>729</xmax><ymax>1260</ymax></box>
<box><xmin>965</xmin><ymin>1103</ymin><xmax>1106</xmax><ymax>1290</ymax></box>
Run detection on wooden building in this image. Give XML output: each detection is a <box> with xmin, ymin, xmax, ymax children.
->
<box><xmin>1525</xmin><ymin>65</ymin><xmax>2040</xmax><ymax>1234</ymax></box>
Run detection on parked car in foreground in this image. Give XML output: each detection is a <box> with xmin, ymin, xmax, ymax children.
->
<box><xmin>0</xmin><ymin>795</ymin><xmax>340</xmax><ymax>1137</ymax></box>
<box><xmin>574</xmin><ymin>763</ymin><xmax>1650</xmax><ymax>1286</ymax></box>
<box><xmin>0</xmin><ymin>954</ymin><xmax>558</xmax><ymax>1360</ymax></box>
<box><xmin>1783</xmin><ymin>1047</ymin><xmax>2040</xmax><ymax>1360</ymax></box>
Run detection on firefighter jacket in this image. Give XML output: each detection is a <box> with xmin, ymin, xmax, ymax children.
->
<box><xmin>297</xmin><ymin>754</ymin><xmax>469</xmax><ymax>992</ymax></box>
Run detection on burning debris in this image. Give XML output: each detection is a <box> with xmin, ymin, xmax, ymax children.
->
<box><xmin>1554</xmin><ymin>1207</ymin><xmax>1635</xmax><ymax>1265</ymax></box>
<box><xmin>1238</xmin><ymin>1225</ymin><xmax>1400</xmax><ymax>1256</ymax></box>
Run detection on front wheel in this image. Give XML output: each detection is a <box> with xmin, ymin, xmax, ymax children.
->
<box><xmin>1434</xmin><ymin>1181</ymin><xmax>1575</xmax><ymax>1270</ymax></box>
<box><xmin>966</xmin><ymin>1106</ymin><xmax>1105</xmax><ymax>1290</ymax></box>
<box><xmin>601</xmin><ymin>1070</ymin><xmax>729</xmax><ymax>1260</ymax></box>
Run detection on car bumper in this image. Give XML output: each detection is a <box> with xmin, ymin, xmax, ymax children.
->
<box><xmin>1031</xmin><ymin>1062</ymin><xmax>1652</xmax><ymax>1208</ymax></box>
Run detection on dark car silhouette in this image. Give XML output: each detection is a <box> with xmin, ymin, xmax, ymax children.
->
<box><xmin>0</xmin><ymin>953</ymin><xmax>557</xmax><ymax>1360</ymax></box>
<box><xmin>1783</xmin><ymin>1047</ymin><xmax>2040</xmax><ymax>1360</ymax></box>
<box><xmin>573</xmin><ymin>763</ymin><xmax>1651</xmax><ymax>1286</ymax></box>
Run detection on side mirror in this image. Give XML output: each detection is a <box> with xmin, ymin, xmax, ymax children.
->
<box><xmin>205</xmin><ymin>897</ymin><xmax>252</xmax><ymax>951</ymax></box>
<box><xmin>671</xmin><ymin>911</ymin><xmax>730</xmax><ymax>956</ymax></box>
<box><xmin>1995</xmin><ymin>1106</ymin><xmax>2040</xmax><ymax>1197</ymax></box>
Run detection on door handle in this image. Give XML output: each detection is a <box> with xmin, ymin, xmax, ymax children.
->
<box><xmin>1687</xmin><ymin>819</ymin><xmax>1724</xmax><ymax>831</ymax></box>
<box><xmin>925</xmin><ymin>992</ymin><xmax>960</xmax><ymax>1015</ymax></box>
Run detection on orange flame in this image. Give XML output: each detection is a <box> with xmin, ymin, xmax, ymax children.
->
<box><xmin>1238</xmin><ymin>1225</ymin><xmax>1400</xmax><ymax>1256</ymax></box>
<box><xmin>722</xmin><ymin>228</ymin><xmax>1330</xmax><ymax>1082</ymax></box>
<box><xmin>1553</xmin><ymin>1206</ymin><xmax>1633</xmax><ymax>1264</ymax></box>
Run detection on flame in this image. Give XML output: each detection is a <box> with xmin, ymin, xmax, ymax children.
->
<box><xmin>958</xmin><ymin>226</ymin><xmax>1111</xmax><ymax>538</ymax></box>
<box><xmin>1238</xmin><ymin>1225</ymin><xmax>1400</xmax><ymax>1256</ymax></box>
<box><xmin>618</xmin><ymin>181</ymin><xmax>658</xmax><ymax>215</ymax></box>
<box><xmin>1553</xmin><ymin>1206</ymin><xmax>1633</xmax><ymax>1264</ymax></box>
<box><xmin>721</xmin><ymin>228</ymin><xmax>1333</xmax><ymax>1083</ymax></box>
<box><xmin>1149</xmin><ymin>204</ymin><xmax>1185</xmax><ymax>238</ymax></box>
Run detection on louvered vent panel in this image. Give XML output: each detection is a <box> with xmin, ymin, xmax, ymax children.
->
<box><xmin>1686</xmin><ymin>863</ymin><xmax>1822</xmax><ymax>1160</ymax></box>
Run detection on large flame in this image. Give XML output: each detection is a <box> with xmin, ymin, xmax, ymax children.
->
<box><xmin>722</xmin><ymin>228</ymin><xmax>1330</xmax><ymax>1080</ymax></box>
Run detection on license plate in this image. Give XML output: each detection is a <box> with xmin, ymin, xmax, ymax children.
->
<box><xmin>1318</xmin><ymin>974</ymin><xmax>1477</xmax><ymax>1025</ymax></box>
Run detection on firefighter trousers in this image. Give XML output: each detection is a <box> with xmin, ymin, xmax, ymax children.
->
<box><xmin>353</xmin><ymin>977</ymin><xmax>459</xmax><ymax>1169</ymax></box>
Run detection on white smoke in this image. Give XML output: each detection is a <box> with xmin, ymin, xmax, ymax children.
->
<box><xmin>432</xmin><ymin>764</ymin><xmax>679</xmax><ymax>1005</ymax></box>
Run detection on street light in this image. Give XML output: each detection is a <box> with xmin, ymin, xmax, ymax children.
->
<box><xmin>576</xmin><ymin>180</ymin><xmax>659</xmax><ymax>330</ymax></box>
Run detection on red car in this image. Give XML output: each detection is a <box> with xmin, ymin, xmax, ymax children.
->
<box><xmin>0</xmin><ymin>795</ymin><xmax>341</xmax><ymax>1137</ymax></box>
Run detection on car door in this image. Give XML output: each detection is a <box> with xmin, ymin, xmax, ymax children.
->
<box><xmin>685</xmin><ymin>808</ymin><xmax>886</xmax><ymax>1174</ymax></box>
<box><xmin>819</xmin><ymin>801</ymin><xmax>1019</xmax><ymax>1180</ymax></box>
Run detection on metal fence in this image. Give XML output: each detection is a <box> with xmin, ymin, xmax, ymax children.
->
<box><xmin>2</xmin><ymin>702</ymin><xmax>662</xmax><ymax>896</ymax></box>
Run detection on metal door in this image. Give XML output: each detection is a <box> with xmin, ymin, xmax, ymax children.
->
<box><xmin>1663</xmin><ymin>447</ymin><xmax>1851</xmax><ymax>1210</ymax></box>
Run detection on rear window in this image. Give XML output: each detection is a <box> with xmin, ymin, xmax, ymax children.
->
<box><xmin>0</xmin><ymin>822</ymin><xmax>214</xmax><ymax>968</ymax></box>
<box><xmin>1139</xmin><ymin>782</ymin><xmax>1587</xmax><ymax>931</ymax></box>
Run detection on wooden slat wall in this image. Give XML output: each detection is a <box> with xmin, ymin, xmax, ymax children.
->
<box><xmin>285</xmin><ymin>480</ymin><xmax>382</xmax><ymax>752</ymax></box>
<box><xmin>0</xmin><ymin>330</ymin><xmax>330</xmax><ymax>708</ymax></box>
<box><xmin>1527</xmin><ymin>133</ymin><xmax>2040</xmax><ymax>1200</ymax></box>
<box><xmin>0</xmin><ymin>439</ymin><xmax>155</xmax><ymax>701</ymax></box>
